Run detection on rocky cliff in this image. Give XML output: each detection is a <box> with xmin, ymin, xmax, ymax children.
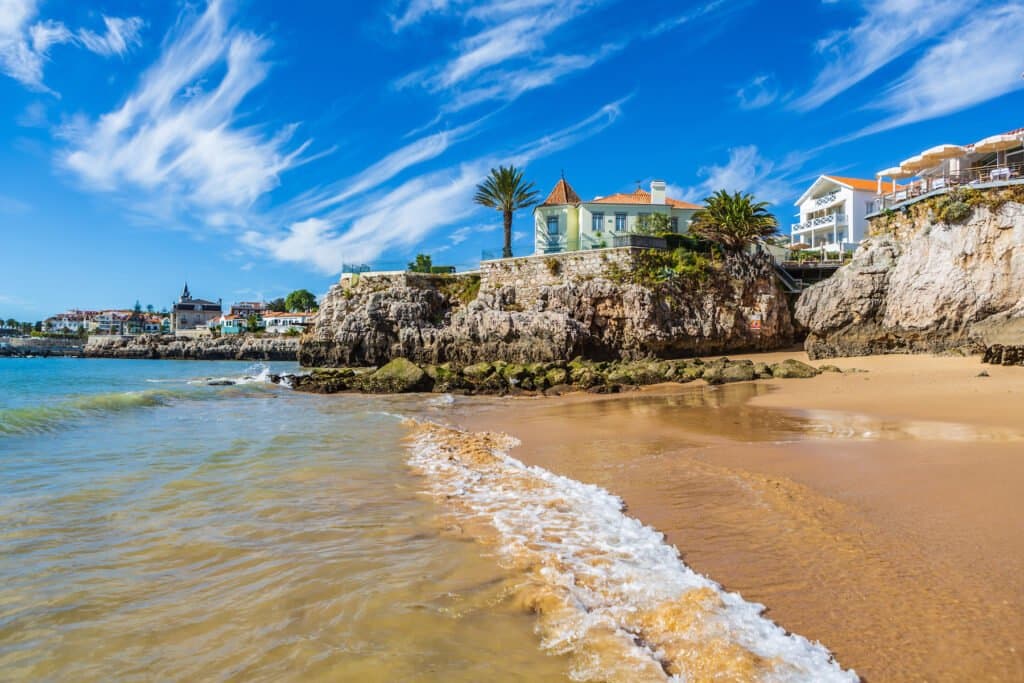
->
<box><xmin>84</xmin><ymin>334</ymin><xmax>299</xmax><ymax>361</ymax></box>
<box><xmin>797</xmin><ymin>188</ymin><xmax>1024</xmax><ymax>359</ymax></box>
<box><xmin>299</xmin><ymin>250</ymin><xmax>794</xmax><ymax>368</ymax></box>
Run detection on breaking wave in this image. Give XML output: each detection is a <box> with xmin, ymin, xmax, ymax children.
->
<box><xmin>408</xmin><ymin>423</ymin><xmax>858</xmax><ymax>682</ymax></box>
<box><xmin>0</xmin><ymin>389</ymin><xmax>191</xmax><ymax>436</ymax></box>
<box><xmin>1</xmin><ymin>367</ymin><xmax>279</xmax><ymax>437</ymax></box>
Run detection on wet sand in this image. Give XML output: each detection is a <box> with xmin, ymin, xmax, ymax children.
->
<box><xmin>455</xmin><ymin>353</ymin><xmax>1024</xmax><ymax>682</ymax></box>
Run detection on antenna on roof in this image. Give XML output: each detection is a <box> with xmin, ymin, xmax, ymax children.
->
<box><xmin>560</xmin><ymin>169</ymin><xmax>566</xmax><ymax>181</ymax></box>
<box><xmin>634</xmin><ymin>179</ymin><xmax>642</xmax><ymax>190</ymax></box>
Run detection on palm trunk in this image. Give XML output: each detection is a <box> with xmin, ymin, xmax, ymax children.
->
<box><xmin>502</xmin><ymin>209</ymin><xmax>513</xmax><ymax>258</ymax></box>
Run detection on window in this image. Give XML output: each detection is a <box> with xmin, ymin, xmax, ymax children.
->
<box><xmin>866</xmin><ymin>201</ymin><xmax>874</xmax><ymax>214</ymax></box>
<box><xmin>614</xmin><ymin>213</ymin><xmax>627</xmax><ymax>232</ymax></box>
<box><xmin>591</xmin><ymin>212</ymin><xmax>604</xmax><ymax>232</ymax></box>
<box><xmin>670</xmin><ymin>217</ymin><xmax>679</xmax><ymax>232</ymax></box>
<box><xmin>547</xmin><ymin>215</ymin><xmax>559</xmax><ymax>235</ymax></box>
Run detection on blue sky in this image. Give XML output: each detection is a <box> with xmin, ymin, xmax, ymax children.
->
<box><xmin>1</xmin><ymin>0</ymin><xmax>1022</xmax><ymax>320</ymax></box>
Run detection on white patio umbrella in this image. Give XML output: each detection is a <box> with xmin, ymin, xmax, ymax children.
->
<box><xmin>899</xmin><ymin>154</ymin><xmax>932</xmax><ymax>174</ymax></box>
<box><xmin>974</xmin><ymin>133</ymin><xmax>1021</xmax><ymax>169</ymax></box>
<box><xmin>974</xmin><ymin>134</ymin><xmax>1019</xmax><ymax>153</ymax></box>
<box><xmin>921</xmin><ymin>144</ymin><xmax>966</xmax><ymax>162</ymax></box>
<box><xmin>877</xmin><ymin>166</ymin><xmax>913</xmax><ymax>193</ymax></box>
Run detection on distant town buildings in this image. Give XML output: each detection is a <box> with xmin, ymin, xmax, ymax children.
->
<box><xmin>170</xmin><ymin>283</ymin><xmax>223</xmax><ymax>333</ymax></box>
<box><xmin>533</xmin><ymin>178</ymin><xmax>702</xmax><ymax>255</ymax></box>
<box><xmin>262</xmin><ymin>311</ymin><xmax>315</xmax><ymax>334</ymax></box>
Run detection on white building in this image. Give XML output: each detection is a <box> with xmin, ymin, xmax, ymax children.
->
<box><xmin>791</xmin><ymin>175</ymin><xmax>879</xmax><ymax>253</ymax></box>
<box><xmin>262</xmin><ymin>311</ymin><xmax>315</xmax><ymax>334</ymax></box>
<box><xmin>44</xmin><ymin>310</ymin><xmax>97</xmax><ymax>334</ymax></box>
<box><xmin>534</xmin><ymin>178</ymin><xmax>701</xmax><ymax>255</ymax></box>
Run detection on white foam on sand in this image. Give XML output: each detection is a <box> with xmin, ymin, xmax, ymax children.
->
<box><xmin>408</xmin><ymin>423</ymin><xmax>858</xmax><ymax>683</ymax></box>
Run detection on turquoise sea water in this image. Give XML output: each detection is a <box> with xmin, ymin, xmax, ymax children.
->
<box><xmin>0</xmin><ymin>358</ymin><xmax>570</xmax><ymax>682</ymax></box>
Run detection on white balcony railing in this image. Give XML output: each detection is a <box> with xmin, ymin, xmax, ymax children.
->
<box><xmin>812</xmin><ymin>190</ymin><xmax>841</xmax><ymax>209</ymax></box>
<box><xmin>791</xmin><ymin>213</ymin><xmax>848</xmax><ymax>233</ymax></box>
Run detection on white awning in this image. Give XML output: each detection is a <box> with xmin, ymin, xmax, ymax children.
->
<box><xmin>877</xmin><ymin>166</ymin><xmax>914</xmax><ymax>179</ymax></box>
<box><xmin>974</xmin><ymin>134</ymin><xmax>1020</xmax><ymax>153</ymax></box>
<box><xmin>921</xmin><ymin>144</ymin><xmax>966</xmax><ymax>161</ymax></box>
<box><xmin>899</xmin><ymin>154</ymin><xmax>932</xmax><ymax>173</ymax></box>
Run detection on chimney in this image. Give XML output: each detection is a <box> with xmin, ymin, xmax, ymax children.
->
<box><xmin>650</xmin><ymin>180</ymin><xmax>666</xmax><ymax>205</ymax></box>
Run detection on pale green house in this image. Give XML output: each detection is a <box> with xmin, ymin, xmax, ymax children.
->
<box><xmin>533</xmin><ymin>178</ymin><xmax>701</xmax><ymax>254</ymax></box>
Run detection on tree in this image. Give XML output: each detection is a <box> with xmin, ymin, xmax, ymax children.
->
<box><xmin>146</xmin><ymin>304</ymin><xmax>154</xmax><ymax>314</ymax></box>
<box><xmin>689</xmin><ymin>190</ymin><xmax>778</xmax><ymax>251</ymax></box>
<box><xmin>636</xmin><ymin>213</ymin><xmax>672</xmax><ymax>236</ymax></box>
<box><xmin>407</xmin><ymin>254</ymin><xmax>432</xmax><ymax>273</ymax></box>
<box><xmin>285</xmin><ymin>289</ymin><xmax>317</xmax><ymax>312</ymax></box>
<box><xmin>268</xmin><ymin>297</ymin><xmax>287</xmax><ymax>312</ymax></box>
<box><xmin>246</xmin><ymin>313</ymin><xmax>261</xmax><ymax>333</ymax></box>
<box><xmin>473</xmin><ymin>165</ymin><xmax>539</xmax><ymax>259</ymax></box>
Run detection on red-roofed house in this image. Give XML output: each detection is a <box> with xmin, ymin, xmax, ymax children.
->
<box><xmin>534</xmin><ymin>178</ymin><xmax>701</xmax><ymax>254</ymax></box>
<box><xmin>792</xmin><ymin>175</ymin><xmax>880</xmax><ymax>253</ymax></box>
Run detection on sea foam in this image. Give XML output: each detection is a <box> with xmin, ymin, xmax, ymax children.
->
<box><xmin>408</xmin><ymin>423</ymin><xmax>858</xmax><ymax>683</ymax></box>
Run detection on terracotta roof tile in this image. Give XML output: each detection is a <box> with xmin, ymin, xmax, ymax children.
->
<box><xmin>824</xmin><ymin>175</ymin><xmax>879</xmax><ymax>192</ymax></box>
<box><xmin>590</xmin><ymin>188</ymin><xmax>701</xmax><ymax>210</ymax></box>
<box><xmin>541</xmin><ymin>178</ymin><xmax>582</xmax><ymax>206</ymax></box>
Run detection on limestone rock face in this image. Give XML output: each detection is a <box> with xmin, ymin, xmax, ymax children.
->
<box><xmin>299</xmin><ymin>254</ymin><xmax>794</xmax><ymax>368</ymax></box>
<box><xmin>797</xmin><ymin>197</ymin><xmax>1024</xmax><ymax>359</ymax></box>
<box><xmin>84</xmin><ymin>334</ymin><xmax>299</xmax><ymax>361</ymax></box>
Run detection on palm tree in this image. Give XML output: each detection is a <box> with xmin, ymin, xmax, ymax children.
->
<box><xmin>474</xmin><ymin>165</ymin><xmax>539</xmax><ymax>258</ymax></box>
<box><xmin>690</xmin><ymin>190</ymin><xmax>778</xmax><ymax>251</ymax></box>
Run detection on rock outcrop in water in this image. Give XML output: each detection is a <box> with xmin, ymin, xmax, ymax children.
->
<box><xmin>299</xmin><ymin>251</ymin><xmax>794</xmax><ymax>368</ymax></box>
<box><xmin>796</xmin><ymin>188</ymin><xmax>1024</xmax><ymax>359</ymax></box>
<box><xmin>284</xmin><ymin>356</ymin><xmax>835</xmax><ymax>395</ymax></box>
<box><xmin>84</xmin><ymin>334</ymin><xmax>299</xmax><ymax>361</ymax></box>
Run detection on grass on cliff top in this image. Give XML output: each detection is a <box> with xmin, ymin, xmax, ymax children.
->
<box><xmin>606</xmin><ymin>247</ymin><xmax>718</xmax><ymax>288</ymax></box>
<box><xmin>438</xmin><ymin>273</ymin><xmax>481</xmax><ymax>305</ymax></box>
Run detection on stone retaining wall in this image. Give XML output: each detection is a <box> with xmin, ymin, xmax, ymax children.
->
<box><xmin>479</xmin><ymin>248</ymin><xmax>642</xmax><ymax>308</ymax></box>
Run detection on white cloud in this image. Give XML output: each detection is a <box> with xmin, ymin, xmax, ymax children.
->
<box><xmin>680</xmin><ymin>146</ymin><xmax>795</xmax><ymax>206</ymax></box>
<box><xmin>449</xmin><ymin>226</ymin><xmax>473</xmax><ymax>244</ymax></box>
<box><xmin>0</xmin><ymin>0</ymin><xmax>143</xmax><ymax>92</ymax></box>
<box><xmin>394</xmin><ymin>0</ymin><xmax>727</xmax><ymax>112</ymax></box>
<box><xmin>793</xmin><ymin>0</ymin><xmax>974</xmax><ymax>111</ymax></box>
<box><xmin>249</xmin><ymin>100</ymin><xmax>624</xmax><ymax>273</ymax></box>
<box><xmin>736</xmin><ymin>74</ymin><xmax>778</xmax><ymax>110</ymax></box>
<box><xmin>29</xmin><ymin>19</ymin><xmax>71</xmax><ymax>54</ymax></box>
<box><xmin>291</xmin><ymin>120</ymin><xmax>481</xmax><ymax>217</ymax></box>
<box><xmin>77</xmin><ymin>16</ymin><xmax>144</xmax><ymax>57</ymax></box>
<box><xmin>60</xmin><ymin>0</ymin><xmax>310</xmax><ymax>227</ymax></box>
<box><xmin>0</xmin><ymin>0</ymin><xmax>60</xmax><ymax>91</ymax></box>
<box><xmin>858</xmin><ymin>4</ymin><xmax>1024</xmax><ymax>135</ymax></box>
<box><xmin>16</xmin><ymin>100</ymin><xmax>47</xmax><ymax>127</ymax></box>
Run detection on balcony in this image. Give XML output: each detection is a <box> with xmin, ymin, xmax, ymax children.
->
<box><xmin>791</xmin><ymin>213</ymin><xmax>848</xmax><ymax>233</ymax></box>
<box><xmin>811</xmin><ymin>189</ymin><xmax>841</xmax><ymax>209</ymax></box>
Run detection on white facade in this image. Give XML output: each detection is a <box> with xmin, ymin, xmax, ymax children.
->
<box><xmin>263</xmin><ymin>312</ymin><xmax>314</xmax><ymax>334</ymax></box>
<box><xmin>534</xmin><ymin>179</ymin><xmax>700</xmax><ymax>255</ymax></box>
<box><xmin>791</xmin><ymin>176</ymin><xmax>877</xmax><ymax>253</ymax></box>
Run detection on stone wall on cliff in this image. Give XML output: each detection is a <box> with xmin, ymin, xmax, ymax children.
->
<box><xmin>299</xmin><ymin>248</ymin><xmax>794</xmax><ymax>368</ymax></box>
<box><xmin>84</xmin><ymin>334</ymin><xmax>299</xmax><ymax>360</ymax></box>
<box><xmin>796</xmin><ymin>187</ymin><xmax>1024</xmax><ymax>358</ymax></box>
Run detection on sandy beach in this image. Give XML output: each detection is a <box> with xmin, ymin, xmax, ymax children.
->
<box><xmin>454</xmin><ymin>352</ymin><xmax>1024</xmax><ymax>681</ymax></box>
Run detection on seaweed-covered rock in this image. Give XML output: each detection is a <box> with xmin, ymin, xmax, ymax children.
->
<box><xmin>771</xmin><ymin>359</ymin><xmax>821</xmax><ymax>379</ymax></box>
<box><xmin>360</xmin><ymin>358</ymin><xmax>430</xmax><ymax>393</ymax></box>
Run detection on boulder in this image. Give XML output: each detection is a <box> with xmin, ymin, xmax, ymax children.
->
<box><xmin>361</xmin><ymin>358</ymin><xmax>430</xmax><ymax>393</ymax></box>
<box><xmin>771</xmin><ymin>359</ymin><xmax>821</xmax><ymax>379</ymax></box>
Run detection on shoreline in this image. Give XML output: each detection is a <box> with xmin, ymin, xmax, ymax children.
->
<box><xmin>448</xmin><ymin>352</ymin><xmax>1024</xmax><ymax>681</ymax></box>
